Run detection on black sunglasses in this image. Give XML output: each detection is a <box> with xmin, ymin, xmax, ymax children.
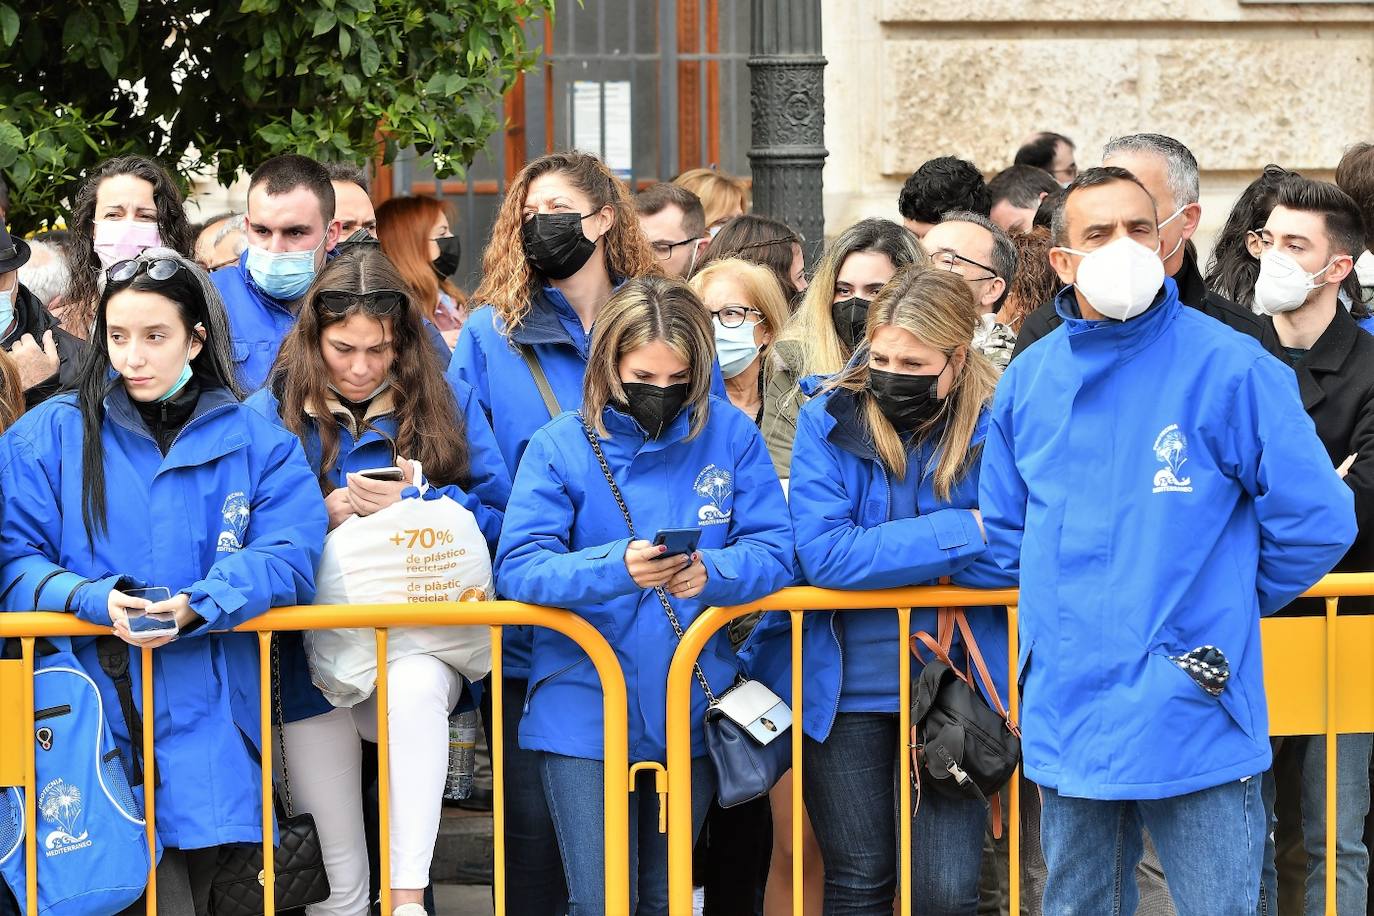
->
<box><xmin>315</xmin><ymin>288</ymin><xmax>408</xmax><ymax>316</ymax></box>
<box><xmin>108</xmin><ymin>258</ymin><xmax>184</xmax><ymax>284</ymax></box>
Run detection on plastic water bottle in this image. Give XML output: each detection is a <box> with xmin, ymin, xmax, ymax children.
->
<box><xmin>444</xmin><ymin>709</ymin><xmax>479</xmax><ymax>801</ymax></box>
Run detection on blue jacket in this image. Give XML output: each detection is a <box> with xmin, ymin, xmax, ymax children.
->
<box><xmin>448</xmin><ymin>288</ymin><xmax>727</xmax><ymax>678</ymax></box>
<box><xmin>744</xmin><ymin>388</ymin><xmax>1012</xmax><ymax>742</ymax></box>
<box><xmin>245</xmin><ymin>376</ymin><xmax>512</xmax><ymax>722</ymax></box>
<box><xmin>212</xmin><ymin>251</ymin><xmax>451</xmax><ymax>392</ymax></box>
<box><xmin>494</xmin><ymin>399</ymin><xmax>794</xmax><ymax>763</ymax></box>
<box><xmin>0</xmin><ymin>387</ymin><xmax>325</xmax><ymax>848</ymax></box>
<box><xmin>980</xmin><ymin>280</ymin><xmax>1356</xmax><ymax>800</ymax></box>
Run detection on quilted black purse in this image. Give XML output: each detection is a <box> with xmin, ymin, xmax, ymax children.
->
<box><xmin>207</xmin><ymin>637</ymin><xmax>330</xmax><ymax>916</ymax></box>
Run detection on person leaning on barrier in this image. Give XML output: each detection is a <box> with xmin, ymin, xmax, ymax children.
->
<box><xmin>246</xmin><ymin>246</ymin><xmax>511</xmax><ymax>916</ymax></box>
<box><xmin>494</xmin><ymin>276</ymin><xmax>795</xmax><ymax>916</ymax></box>
<box><xmin>979</xmin><ymin>166</ymin><xmax>1357</xmax><ymax>914</ymax></box>
<box><xmin>1013</xmin><ymin>133</ymin><xmax>1281</xmax><ymax>361</ymax></box>
<box><xmin>445</xmin><ymin>149</ymin><xmax>664</xmax><ymax>916</ymax></box>
<box><xmin>763</xmin><ymin>218</ymin><xmax>925</xmax><ymax>480</ymax></box>
<box><xmin>743</xmin><ymin>264</ymin><xmax>1014</xmax><ymax>914</ymax></box>
<box><xmin>0</xmin><ymin>248</ymin><xmax>325</xmax><ymax>915</ymax></box>
<box><xmin>1249</xmin><ymin>177</ymin><xmax>1374</xmax><ymax>916</ymax></box>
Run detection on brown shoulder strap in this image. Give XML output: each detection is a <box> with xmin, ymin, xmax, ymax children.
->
<box><xmin>516</xmin><ymin>343</ymin><xmax>562</xmax><ymax>420</ymax></box>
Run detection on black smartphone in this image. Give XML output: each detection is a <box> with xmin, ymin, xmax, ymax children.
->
<box><xmin>652</xmin><ymin>527</ymin><xmax>702</xmax><ymax>559</ymax></box>
<box><xmin>357</xmin><ymin>466</ymin><xmax>404</xmax><ymax>482</ymax></box>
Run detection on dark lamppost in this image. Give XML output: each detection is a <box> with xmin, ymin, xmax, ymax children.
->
<box><xmin>748</xmin><ymin>0</ymin><xmax>827</xmax><ymax>264</ymax></box>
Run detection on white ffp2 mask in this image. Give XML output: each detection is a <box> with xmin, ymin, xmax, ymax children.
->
<box><xmin>1059</xmin><ymin>237</ymin><xmax>1165</xmax><ymax>321</ymax></box>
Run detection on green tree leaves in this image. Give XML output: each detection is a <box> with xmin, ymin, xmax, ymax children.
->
<box><xmin>0</xmin><ymin>0</ymin><xmax>554</xmax><ymax>232</ymax></box>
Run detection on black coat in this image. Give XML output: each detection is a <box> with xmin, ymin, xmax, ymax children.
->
<box><xmin>1279</xmin><ymin>304</ymin><xmax>1374</xmax><ymax>614</ymax></box>
<box><xmin>1010</xmin><ymin>248</ymin><xmax>1283</xmax><ymax>361</ymax></box>
<box><xmin>2</xmin><ymin>283</ymin><xmax>87</xmax><ymax>409</ymax></box>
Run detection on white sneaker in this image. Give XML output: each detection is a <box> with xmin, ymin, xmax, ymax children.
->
<box><xmin>393</xmin><ymin>905</ymin><xmax>427</xmax><ymax>916</ymax></box>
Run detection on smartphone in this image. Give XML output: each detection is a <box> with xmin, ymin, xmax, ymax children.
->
<box><xmin>124</xmin><ymin>587</ymin><xmax>177</xmax><ymax>640</ymax></box>
<box><xmin>357</xmin><ymin>466</ymin><xmax>404</xmax><ymax>482</ymax></box>
<box><xmin>652</xmin><ymin>527</ymin><xmax>702</xmax><ymax>559</ymax></box>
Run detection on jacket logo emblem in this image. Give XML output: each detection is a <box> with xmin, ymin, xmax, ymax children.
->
<box><xmin>39</xmin><ymin>778</ymin><xmax>91</xmax><ymax>856</ymax></box>
<box><xmin>693</xmin><ymin>465</ymin><xmax>733</xmax><ymax>526</ymax></box>
<box><xmin>217</xmin><ymin>491</ymin><xmax>250</xmax><ymax>552</ymax></box>
<box><xmin>1152</xmin><ymin>425</ymin><xmax>1194</xmax><ymax>494</ymax></box>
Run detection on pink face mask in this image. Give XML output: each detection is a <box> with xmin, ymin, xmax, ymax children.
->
<box><xmin>94</xmin><ymin>221</ymin><xmax>163</xmax><ymax>270</ymax></box>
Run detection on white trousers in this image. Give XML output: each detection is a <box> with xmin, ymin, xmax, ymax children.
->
<box><xmin>278</xmin><ymin>654</ymin><xmax>461</xmax><ymax>916</ymax></box>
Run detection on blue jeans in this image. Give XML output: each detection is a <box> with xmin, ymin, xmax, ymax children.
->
<box><xmin>1260</xmin><ymin>734</ymin><xmax>1373</xmax><ymax>916</ymax></box>
<box><xmin>541</xmin><ymin>752</ymin><xmax>714</xmax><ymax>916</ymax></box>
<box><xmin>803</xmin><ymin>713</ymin><xmax>988</xmax><ymax>915</ymax></box>
<box><xmin>1040</xmin><ymin>778</ymin><xmax>1265</xmax><ymax>916</ymax></box>
<box><xmin>485</xmin><ymin>676</ymin><xmax>567</xmax><ymax>915</ymax></box>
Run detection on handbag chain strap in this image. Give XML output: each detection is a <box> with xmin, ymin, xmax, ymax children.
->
<box><xmin>578</xmin><ymin>412</ymin><xmax>717</xmax><ymax>705</ymax></box>
<box><xmin>271</xmin><ymin>634</ymin><xmax>295</xmax><ymax>817</ymax></box>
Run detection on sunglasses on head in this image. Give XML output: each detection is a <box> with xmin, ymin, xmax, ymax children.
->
<box><xmin>314</xmin><ymin>288</ymin><xmax>408</xmax><ymax>316</ymax></box>
<box><xmin>108</xmin><ymin>258</ymin><xmax>183</xmax><ymax>284</ymax></box>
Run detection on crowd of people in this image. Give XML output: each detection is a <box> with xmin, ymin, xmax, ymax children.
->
<box><xmin>0</xmin><ymin>127</ymin><xmax>1371</xmax><ymax>916</ymax></box>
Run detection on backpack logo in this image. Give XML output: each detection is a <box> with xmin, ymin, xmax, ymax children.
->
<box><xmin>217</xmin><ymin>491</ymin><xmax>250</xmax><ymax>552</ymax></box>
<box><xmin>1152</xmin><ymin>424</ymin><xmax>1194</xmax><ymax>494</ymax></box>
<box><xmin>38</xmin><ymin>779</ymin><xmax>91</xmax><ymax>856</ymax></box>
<box><xmin>693</xmin><ymin>465</ymin><xmax>733</xmax><ymax>526</ymax></box>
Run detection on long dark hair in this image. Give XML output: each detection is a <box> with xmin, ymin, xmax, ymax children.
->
<box><xmin>67</xmin><ymin>156</ymin><xmax>195</xmax><ymax>337</ymax></box>
<box><xmin>267</xmin><ymin>247</ymin><xmax>470</xmax><ymax>490</ymax></box>
<box><xmin>77</xmin><ymin>249</ymin><xmax>241</xmax><ymax>540</ymax></box>
<box><xmin>1206</xmin><ymin>165</ymin><xmax>1295</xmax><ymax>308</ymax></box>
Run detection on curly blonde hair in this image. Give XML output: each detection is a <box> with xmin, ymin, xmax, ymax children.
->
<box><xmin>474</xmin><ymin>151</ymin><xmax>660</xmax><ymax>335</ymax></box>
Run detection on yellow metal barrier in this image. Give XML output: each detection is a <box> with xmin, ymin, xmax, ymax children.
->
<box><xmin>0</xmin><ymin>601</ymin><xmax>632</xmax><ymax>916</ymax></box>
<box><xmin>664</xmin><ymin>575</ymin><xmax>1374</xmax><ymax>916</ymax></box>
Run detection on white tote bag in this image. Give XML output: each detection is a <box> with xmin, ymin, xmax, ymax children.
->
<box><xmin>305</xmin><ymin>464</ymin><xmax>493</xmax><ymax>707</ymax></box>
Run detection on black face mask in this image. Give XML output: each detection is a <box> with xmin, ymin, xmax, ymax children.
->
<box><xmin>831</xmin><ymin>297</ymin><xmax>871</xmax><ymax>351</ymax></box>
<box><xmin>867</xmin><ymin>366</ymin><xmax>946</xmax><ymax>435</ymax></box>
<box><xmin>432</xmin><ymin>235</ymin><xmax>461</xmax><ymax>279</ymax></box>
<box><xmin>522</xmin><ymin>212</ymin><xmax>598</xmax><ymax>280</ymax></box>
<box><xmin>619</xmin><ymin>382</ymin><xmax>689</xmax><ymax>439</ymax></box>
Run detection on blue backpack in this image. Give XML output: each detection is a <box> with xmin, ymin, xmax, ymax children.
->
<box><xmin>0</xmin><ymin>638</ymin><xmax>156</xmax><ymax>915</ymax></box>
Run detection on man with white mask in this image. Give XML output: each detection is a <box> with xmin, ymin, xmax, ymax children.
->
<box><xmin>1012</xmin><ymin>133</ymin><xmax>1280</xmax><ymax>361</ymax></box>
<box><xmin>980</xmin><ymin>167</ymin><xmax>1357</xmax><ymax>915</ymax></box>
<box><xmin>1249</xmin><ymin>176</ymin><xmax>1374</xmax><ymax>916</ymax></box>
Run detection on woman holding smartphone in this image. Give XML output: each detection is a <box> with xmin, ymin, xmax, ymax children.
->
<box><xmin>247</xmin><ymin>246</ymin><xmax>510</xmax><ymax>916</ymax></box>
<box><xmin>495</xmin><ymin>275</ymin><xmax>794</xmax><ymax>915</ymax></box>
<box><xmin>0</xmin><ymin>248</ymin><xmax>325</xmax><ymax>914</ymax></box>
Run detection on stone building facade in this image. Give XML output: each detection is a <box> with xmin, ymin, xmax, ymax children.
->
<box><xmin>822</xmin><ymin>0</ymin><xmax>1374</xmax><ymax>252</ymax></box>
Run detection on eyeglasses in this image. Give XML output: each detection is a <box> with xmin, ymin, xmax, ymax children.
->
<box><xmin>1053</xmin><ymin>163</ymin><xmax>1079</xmax><ymax>182</ymax></box>
<box><xmin>650</xmin><ymin>238</ymin><xmax>699</xmax><ymax>260</ymax></box>
<box><xmin>931</xmin><ymin>249</ymin><xmax>998</xmax><ymax>282</ymax></box>
<box><xmin>315</xmin><ymin>288</ymin><xmax>408</xmax><ymax>316</ymax></box>
<box><xmin>710</xmin><ymin>305</ymin><xmax>765</xmax><ymax>328</ymax></box>
<box><xmin>108</xmin><ymin>258</ymin><xmax>183</xmax><ymax>284</ymax></box>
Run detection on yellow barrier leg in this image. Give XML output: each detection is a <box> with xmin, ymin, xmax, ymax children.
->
<box><xmin>897</xmin><ymin>607</ymin><xmax>912</xmax><ymax>916</ymax></box>
<box><xmin>21</xmin><ymin>639</ymin><xmax>36</xmax><ymax>916</ymax></box>
<box><xmin>790</xmin><ymin>609</ymin><xmax>804</xmax><ymax>916</ymax></box>
<box><xmin>376</xmin><ymin>630</ymin><xmax>391</xmax><ymax>916</ymax></box>
<box><xmin>1325</xmin><ymin>597</ymin><xmax>1337</xmax><ymax>916</ymax></box>
<box><xmin>491</xmin><ymin>626</ymin><xmax>506</xmax><ymax>916</ymax></box>
<box><xmin>141</xmin><ymin>645</ymin><xmax>158</xmax><ymax>916</ymax></box>
<box><xmin>258</xmin><ymin>634</ymin><xmax>275</xmax><ymax>915</ymax></box>
<box><xmin>1007</xmin><ymin>604</ymin><xmax>1020</xmax><ymax>916</ymax></box>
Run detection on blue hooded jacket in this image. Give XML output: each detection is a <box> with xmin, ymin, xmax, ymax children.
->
<box><xmin>745</xmin><ymin>387</ymin><xmax>1014</xmax><ymax>742</ymax></box>
<box><xmin>245</xmin><ymin>375</ymin><xmax>511</xmax><ymax>723</ymax></box>
<box><xmin>212</xmin><ymin>251</ymin><xmax>451</xmax><ymax>392</ymax></box>
<box><xmin>980</xmin><ymin>279</ymin><xmax>1357</xmax><ymax>800</ymax></box>
<box><xmin>495</xmin><ymin>399</ymin><xmax>794</xmax><ymax>763</ymax></box>
<box><xmin>0</xmin><ymin>387</ymin><xmax>325</xmax><ymax>849</ymax></box>
<box><xmin>448</xmin><ymin>288</ymin><xmax>727</xmax><ymax>679</ymax></box>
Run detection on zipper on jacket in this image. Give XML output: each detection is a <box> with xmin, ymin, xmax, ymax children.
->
<box><xmin>523</xmin><ymin>657</ymin><xmax>589</xmax><ymax>715</ymax></box>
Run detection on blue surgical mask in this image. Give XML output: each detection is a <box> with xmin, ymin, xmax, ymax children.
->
<box><xmin>245</xmin><ymin>237</ymin><xmax>324</xmax><ymax>301</ymax></box>
<box><xmin>714</xmin><ymin>318</ymin><xmax>762</xmax><ymax>379</ymax></box>
<box><xmin>0</xmin><ymin>289</ymin><xmax>14</xmax><ymax>337</ymax></box>
<box><xmin>155</xmin><ymin>325</ymin><xmax>203</xmax><ymax>403</ymax></box>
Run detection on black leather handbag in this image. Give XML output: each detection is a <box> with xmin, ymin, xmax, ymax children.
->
<box><xmin>206</xmin><ymin>637</ymin><xmax>330</xmax><ymax>916</ymax></box>
<box><xmin>579</xmin><ymin>413</ymin><xmax>792</xmax><ymax>808</ymax></box>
